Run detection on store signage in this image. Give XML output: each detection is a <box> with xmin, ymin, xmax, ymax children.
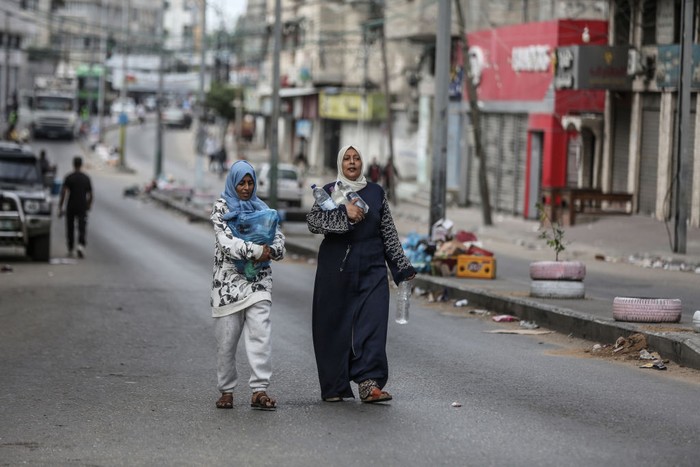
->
<box><xmin>656</xmin><ymin>45</ymin><xmax>700</xmax><ymax>89</ymax></box>
<box><xmin>554</xmin><ymin>45</ymin><xmax>632</xmax><ymax>90</ymax></box>
<box><xmin>318</xmin><ymin>91</ymin><xmax>387</xmax><ymax>121</ymax></box>
<box><xmin>512</xmin><ymin>45</ymin><xmax>552</xmax><ymax>72</ymax></box>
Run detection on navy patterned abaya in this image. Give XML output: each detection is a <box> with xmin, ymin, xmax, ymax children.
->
<box><xmin>307</xmin><ymin>181</ymin><xmax>415</xmax><ymax>400</ymax></box>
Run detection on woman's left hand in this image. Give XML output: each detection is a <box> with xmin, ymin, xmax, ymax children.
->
<box><xmin>407</xmin><ymin>273</ymin><xmax>416</xmax><ymax>280</ymax></box>
<box><xmin>256</xmin><ymin>245</ymin><xmax>271</xmax><ymax>262</ymax></box>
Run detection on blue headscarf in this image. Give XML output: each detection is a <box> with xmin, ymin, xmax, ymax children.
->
<box><xmin>221</xmin><ymin>160</ymin><xmax>269</xmax><ymax>221</ymax></box>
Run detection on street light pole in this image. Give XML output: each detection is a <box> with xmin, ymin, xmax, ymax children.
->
<box><xmin>118</xmin><ymin>0</ymin><xmax>129</xmax><ymax>169</ymax></box>
<box><xmin>673</xmin><ymin>0</ymin><xmax>694</xmax><ymax>253</ymax></box>
<box><xmin>154</xmin><ymin>2</ymin><xmax>165</xmax><ymax>181</ymax></box>
<box><xmin>429</xmin><ymin>0</ymin><xmax>450</xmax><ymax>233</ymax></box>
<box><xmin>269</xmin><ymin>0</ymin><xmax>282</xmax><ymax>209</ymax></box>
<box><xmin>194</xmin><ymin>0</ymin><xmax>207</xmax><ymax>192</ymax></box>
<box><xmin>97</xmin><ymin>0</ymin><xmax>106</xmax><ymax>143</ymax></box>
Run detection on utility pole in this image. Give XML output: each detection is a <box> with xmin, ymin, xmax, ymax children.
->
<box><xmin>673</xmin><ymin>0</ymin><xmax>694</xmax><ymax>253</ymax></box>
<box><xmin>454</xmin><ymin>0</ymin><xmax>492</xmax><ymax>225</ymax></box>
<box><xmin>97</xmin><ymin>0</ymin><xmax>107</xmax><ymax>143</ymax></box>
<box><xmin>358</xmin><ymin>23</ymin><xmax>369</xmax><ymax>144</ymax></box>
<box><xmin>379</xmin><ymin>4</ymin><xmax>396</xmax><ymax>204</ymax></box>
<box><xmin>194</xmin><ymin>0</ymin><xmax>207</xmax><ymax>192</ymax></box>
<box><xmin>154</xmin><ymin>1</ymin><xmax>165</xmax><ymax>181</ymax></box>
<box><xmin>268</xmin><ymin>0</ymin><xmax>282</xmax><ymax>209</ymax></box>
<box><xmin>429</xmin><ymin>0</ymin><xmax>450</xmax><ymax>232</ymax></box>
<box><xmin>118</xmin><ymin>0</ymin><xmax>129</xmax><ymax>169</ymax></box>
<box><xmin>3</xmin><ymin>11</ymin><xmax>10</xmax><ymax>127</ymax></box>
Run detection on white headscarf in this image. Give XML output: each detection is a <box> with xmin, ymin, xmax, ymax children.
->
<box><xmin>335</xmin><ymin>144</ymin><xmax>368</xmax><ymax>192</ymax></box>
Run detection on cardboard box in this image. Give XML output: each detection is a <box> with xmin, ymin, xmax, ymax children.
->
<box><xmin>430</xmin><ymin>256</ymin><xmax>459</xmax><ymax>277</ymax></box>
<box><xmin>456</xmin><ymin>255</ymin><xmax>496</xmax><ymax>279</ymax></box>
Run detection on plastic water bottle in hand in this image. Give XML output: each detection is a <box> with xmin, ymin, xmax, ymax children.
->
<box><xmin>337</xmin><ymin>181</ymin><xmax>369</xmax><ymax>213</ymax></box>
<box><xmin>311</xmin><ymin>184</ymin><xmax>336</xmax><ymax>211</ymax></box>
<box><xmin>395</xmin><ymin>280</ymin><xmax>411</xmax><ymax>324</ymax></box>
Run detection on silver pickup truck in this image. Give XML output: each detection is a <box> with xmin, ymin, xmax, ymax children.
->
<box><xmin>0</xmin><ymin>141</ymin><xmax>53</xmax><ymax>261</ymax></box>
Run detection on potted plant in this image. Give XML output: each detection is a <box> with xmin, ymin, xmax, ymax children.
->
<box><xmin>529</xmin><ymin>203</ymin><xmax>586</xmax><ymax>298</ymax></box>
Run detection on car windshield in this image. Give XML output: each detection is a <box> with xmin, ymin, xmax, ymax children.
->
<box><xmin>35</xmin><ymin>96</ymin><xmax>73</xmax><ymax>111</ymax></box>
<box><xmin>278</xmin><ymin>169</ymin><xmax>298</xmax><ymax>181</ymax></box>
<box><xmin>0</xmin><ymin>158</ymin><xmax>42</xmax><ymax>185</ymax></box>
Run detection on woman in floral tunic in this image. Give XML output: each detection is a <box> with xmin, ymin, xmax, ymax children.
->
<box><xmin>210</xmin><ymin>160</ymin><xmax>285</xmax><ymax>410</ymax></box>
<box><xmin>306</xmin><ymin>145</ymin><xmax>415</xmax><ymax>403</ymax></box>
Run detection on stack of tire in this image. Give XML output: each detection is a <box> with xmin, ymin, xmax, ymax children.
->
<box><xmin>529</xmin><ymin>260</ymin><xmax>586</xmax><ymax>299</ymax></box>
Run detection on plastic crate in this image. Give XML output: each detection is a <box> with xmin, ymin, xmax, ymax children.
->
<box><xmin>456</xmin><ymin>255</ymin><xmax>496</xmax><ymax>279</ymax></box>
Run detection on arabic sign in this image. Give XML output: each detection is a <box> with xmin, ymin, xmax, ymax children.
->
<box><xmin>554</xmin><ymin>45</ymin><xmax>632</xmax><ymax>90</ymax></box>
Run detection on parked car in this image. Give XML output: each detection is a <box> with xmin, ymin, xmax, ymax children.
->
<box><xmin>161</xmin><ymin>106</ymin><xmax>192</xmax><ymax>129</ymax></box>
<box><xmin>255</xmin><ymin>163</ymin><xmax>303</xmax><ymax>207</ymax></box>
<box><xmin>0</xmin><ymin>141</ymin><xmax>53</xmax><ymax>261</ymax></box>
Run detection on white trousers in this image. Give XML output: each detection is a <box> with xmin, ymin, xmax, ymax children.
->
<box><xmin>214</xmin><ymin>300</ymin><xmax>272</xmax><ymax>394</ymax></box>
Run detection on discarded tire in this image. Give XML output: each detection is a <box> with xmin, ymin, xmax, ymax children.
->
<box><xmin>529</xmin><ymin>261</ymin><xmax>586</xmax><ymax>281</ymax></box>
<box><xmin>530</xmin><ymin>280</ymin><xmax>585</xmax><ymax>299</ymax></box>
<box><xmin>612</xmin><ymin>297</ymin><xmax>682</xmax><ymax>323</ymax></box>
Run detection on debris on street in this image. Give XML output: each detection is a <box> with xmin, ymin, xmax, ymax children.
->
<box><xmin>451</xmin><ymin>401</ymin><xmax>462</xmax><ymax>408</ymax></box>
<box><xmin>612</xmin><ymin>333</ymin><xmax>647</xmax><ymax>354</ymax></box>
<box><xmin>454</xmin><ymin>299</ymin><xmax>469</xmax><ymax>307</ymax></box>
<box><xmin>639</xmin><ymin>349</ymin><xmax>661</xmax><ymax>360</ymax></box>
<box><xmin>484</xmin><ymin>329</ymin><xmax>552</xmax><ymax>335</ymax></box>
<box><xmin>1</xmin><ymin>264</ymin><xmax>13</xmax><ymax>273</ymax></box>
<box><xmin>519</xmin><ymin>320</ymin><xmax>539</xmax><ymax>329</ymax></box>
<box><xmin>49</xmin><ymin>258</ymin><xmax>78</xmax><ymax>265</ymax></box>
<box><xmin>640</xmin><ymin>361</ymin><xmax>667</xmax><ymax>370</ymax></box>
<box><xmin>492</xmin><ymin>314</ymin><xmax>519</xmax><ymax>322</ymax></box>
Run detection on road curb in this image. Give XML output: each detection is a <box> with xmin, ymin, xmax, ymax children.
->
<box><xmin>148</xmin><ymin>191</ymin><xmax>700</xmax><ymax>371</ymax></box>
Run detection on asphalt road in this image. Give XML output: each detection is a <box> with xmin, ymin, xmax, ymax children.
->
<box><xmin>1</xmin><ymin>132</ymin><xmax>700</xmax><ymax>465</ymax></box>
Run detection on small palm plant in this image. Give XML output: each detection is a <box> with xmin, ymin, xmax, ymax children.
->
<box><xmin>536</xmin><ymin>203</ymin><xmax>566</xmax><ymax>261</ymax></box>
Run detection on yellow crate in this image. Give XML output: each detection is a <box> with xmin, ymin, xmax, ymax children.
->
<box><xmin>456</xmin><ymin>255</ymin><xmax>496</xmax><ymax>279</ymax></box>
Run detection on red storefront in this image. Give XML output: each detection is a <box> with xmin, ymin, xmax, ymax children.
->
<box><xmin>464</xmin><ymin>19</ymin><xmax>608</xmax><ymax>218</ymax></box>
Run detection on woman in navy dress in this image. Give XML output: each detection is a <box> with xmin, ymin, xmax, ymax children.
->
<box><xmin>306</xmin><ymin>145</ymin><xmax>416</xmax><ymax>403</ymax></box>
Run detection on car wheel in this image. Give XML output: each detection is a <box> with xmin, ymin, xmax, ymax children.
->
<box><xmin>612</xmin><ymin>297</ymin><xmax>682</xmax><ymax>323</ymax></box>
<box><xmin>28</xmin><ymin>234</ymin><xmax>51</xmax><ymax>262</ymax></box>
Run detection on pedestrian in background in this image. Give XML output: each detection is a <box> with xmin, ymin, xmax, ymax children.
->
<box><xmin>306</xmin><ymin>144</ymin><xmax>416</xmax><ymax>403</ymax></box>
<box><xmin>58</xmin><ymin>156</ymin><xmax>93</xmax><ymax>258</ymax></box>
<box><xmin>210</xmin><ymin>160</ymin><xmax>285</xmax><ymax>411</ymax></box>
<box><xmin>368</xmin><ymin>157</ymin><xmax>382</xmax><ymax>184</ymax></box>
<box><xmin>383</xmin><ymin>158</ymin><xmax>400</xmax><ymax>203</ymax></box>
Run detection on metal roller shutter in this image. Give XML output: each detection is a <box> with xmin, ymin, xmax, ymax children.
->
<box><xmin>638</xmin><ymin>95</ymin><xmax>660</xmax><ymax>216</ymax></box>
<box><xmin>612</xmin><ymin>94</ymin><xmax>631</xmax><ymax>193</ymax></box>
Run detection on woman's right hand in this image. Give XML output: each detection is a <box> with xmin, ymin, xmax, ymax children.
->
<box><xmin>345</xmin><ymin>199</ymin><xmax>365</xmax><ymax>223</ymax></box>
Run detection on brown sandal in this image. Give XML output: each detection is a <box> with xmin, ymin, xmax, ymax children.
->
<box><xmin>216</xmin><ymin>392</ymin><xmax>233</xmax><ymax>409</ymax></box>
<box><xmin>251</xmin><ymin>391</ymin><xmax>276</xmax><ymax>411</ymax></box>
<box><xmin>359</xmin><ymin>379</ymin><xmax>392</xmax><ymax>403</ymax></box>
<box><xmin>361</xmin><ymin>387</ymin><xmax>393</xmax><ymax>403</ymax></box>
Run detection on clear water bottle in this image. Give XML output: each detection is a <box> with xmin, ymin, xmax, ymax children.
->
<box><xmin>311</xmin><ymin>184</ymin><xmax>336</xmax><ymax>211</ymax></box>
<box><xmin>395</xmin><ymin>280</ymin><xmax>411</xmax><ymax>324</ymax></box>
<box><xmin>337</xmin><ymin>181</ymin><xmax>369</xmax><ymax>213</ymax></box>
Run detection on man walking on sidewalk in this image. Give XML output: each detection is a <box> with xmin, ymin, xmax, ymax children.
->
<box><xmin>58</xmin><ymin>156</ymin><xmax>93</xmax><ymax>258</ymax></box>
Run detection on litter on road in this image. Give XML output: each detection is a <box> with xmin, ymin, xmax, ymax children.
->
<box><xmin>492</xmin><ymin>314</ymin><xmax>519</xmax><ymax>322</ymax></box>
<box><xmin>484</xmin><ymin>329</ymin><xmax>553</xmax><ymax>335</ymax></box>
